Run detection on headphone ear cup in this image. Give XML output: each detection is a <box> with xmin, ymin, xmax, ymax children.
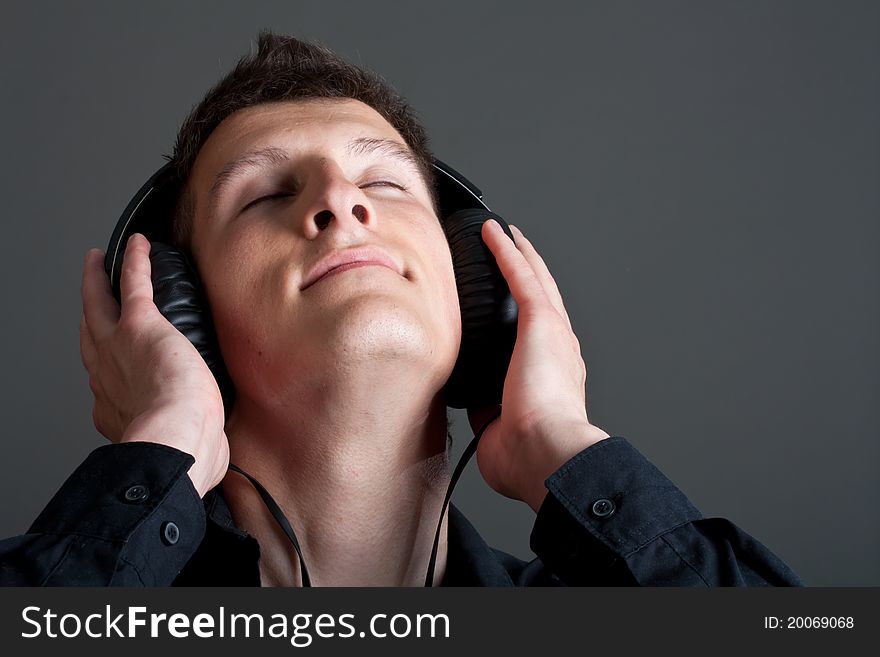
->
<box><xmin>147</xmin><ymin>242</ymin><xmax>236</xmax><ymax>419</ymax></box>
<box><xmin>442</xmin><ymin>209</ymin><xmax>518</xmax><ymax>409</ymax></box>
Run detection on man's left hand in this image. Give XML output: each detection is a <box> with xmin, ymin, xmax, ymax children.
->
<box><xmin>468</xmin><ymin>220</ymin><xmax>610</xmax><ymax>513</ymax></box>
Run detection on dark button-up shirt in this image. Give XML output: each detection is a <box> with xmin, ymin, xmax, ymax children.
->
<box><xmin>0</xmin><ymin>436</ymin><xmax>803</xmax><ymax>586</ymax></box>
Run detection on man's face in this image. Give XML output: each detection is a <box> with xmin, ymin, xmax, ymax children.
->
<box><xmin>187</xmin><ymin>99</ymin><xmax>461</xmax><ymax>410</ymax></box>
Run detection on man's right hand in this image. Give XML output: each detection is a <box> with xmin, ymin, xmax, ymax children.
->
<box><xmin>80</xmin><ymin>232</ymin><xmax>229</xmax><ymax>497</ymax></box>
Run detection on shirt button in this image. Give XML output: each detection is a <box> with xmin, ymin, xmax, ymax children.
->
<box><xmin>161</xmin><ymin>521</ymin><xmax>180</xmax><ymax>546</ymax></box>
<box><xmin>591</xmin><ymin>498</ymin><xmax>616</xmax><ymax>518</ymax></box>
<box><xmin>123</xmin><ymin>485</ymin><xmax>149</xmax><ymax>504</ymax></box>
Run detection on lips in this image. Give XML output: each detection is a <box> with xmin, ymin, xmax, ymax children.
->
<box><xmin>300</xmin><ymin>246</ymin><xmax>403</xmax><ymax>290</ymax></box>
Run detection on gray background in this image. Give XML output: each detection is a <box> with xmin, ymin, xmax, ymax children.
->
<box><xmin>1</xmin><ymin>0</ymin><xmax>877</xmax><ymax>586</ymax></box>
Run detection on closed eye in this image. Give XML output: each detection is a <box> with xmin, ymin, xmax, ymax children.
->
<box><xmin>241</xmin><ymin>192</ymin><xmax>295</xmax><ymax>213</ymax></box>
<box><xmin>362</xmin><ymin>180</ymin><xmax>408</xmax><ymax>192</ymax></box>
<box><xmin>241</xmin><ymin>181</ymin><xmax>407</xmax><ymax>214</ymax></box>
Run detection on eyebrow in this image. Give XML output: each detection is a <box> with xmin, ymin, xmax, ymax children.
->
<box><xmin>346</xmin><ymin>137</ymin><xmax>421</xmax><ymax>173</ymax></box>
<box><xmin>207</xmin><ymin>137</ymin><xmax>421</xmax><ymax>215</ymax></box>
<box><xmin>208</xmin><ymin>146</ymin><xmax>290</xmax><ymax>216</ymax></box>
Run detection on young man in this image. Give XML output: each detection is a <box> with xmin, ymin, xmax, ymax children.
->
<box><xmin>0</xmin><ymin>33</ymin><xmax>801</xmax><ymax>586</ymax></box>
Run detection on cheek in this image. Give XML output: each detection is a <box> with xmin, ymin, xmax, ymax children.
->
<box><xmin>196</xmin><ymin>230</ymin><xmax>283</xmax><ymax>346</ymax></box>
<box><xmin>428</xmin><ymin>239</ymin><xmax>462</xmax><ymax>347</ymax></box>
<box><xmin>201</xmin><ymin>244</ymin><xmax>255</xmax><ymax>310</ymax></box>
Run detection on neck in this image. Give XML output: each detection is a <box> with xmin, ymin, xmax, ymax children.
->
<box><xmin>221</xmin><ymin>377</ymin><xmax>452</xmax><ymax>587</ymax></box>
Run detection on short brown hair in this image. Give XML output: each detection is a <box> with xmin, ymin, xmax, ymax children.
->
<box><xmin>166</xmin><ymin>31</ymin><xmax>436</xmax><ymax>251</ymax></box>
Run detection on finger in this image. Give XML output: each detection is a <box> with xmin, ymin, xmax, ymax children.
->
<box><xmin>119</xmin><ymin>233</ymin><xmax>155</xmax><ymax>314</ymax></box>
<box><xmin>508</xmin><ymin>225</ymin><xmax>573</xmax><ymax>332</ymax></box>
<box><xmin>81</xmin><ymin>247</ymin><xmax>119</xmax><ymax>341</ymax></box>
<box><xmin>481</xmin><ymin>219</ymin><xmax>550</xmax><ymax>314</ymax></box>
<box><xmin>79</xmin><ymin>313</ymin><xmax>97</xmax><ymax>370</ymax></box>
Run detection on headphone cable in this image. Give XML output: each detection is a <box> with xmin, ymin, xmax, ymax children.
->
<box><xmin>227</xmin><ymin>408</ymin><xmax>501</xmax><ymax>588</ymax></box>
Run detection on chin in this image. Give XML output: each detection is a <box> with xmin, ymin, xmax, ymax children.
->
<box><xmin>313</xmin><ymin>301</ymin><xmax>453</xmax><ymax>372</ymax></box>
<box><xmin>224</xmin><ymin>294</ymin><xmax>458</xmax><ymax>396</ymax></box>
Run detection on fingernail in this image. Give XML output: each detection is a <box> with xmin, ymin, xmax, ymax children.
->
<box><xmin>127</xmin><ymin>233</ymin><xmax>139</xmax><ymax>246</ymax></box>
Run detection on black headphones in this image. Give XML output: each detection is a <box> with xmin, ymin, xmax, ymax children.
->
<box><xmin>104</xmin><ymin>157</ymin><xmax>518</xmax><ymax>586</ymax></box>
<box><xmin>104</xmin><ymin>158</ymin><xmax>519</xmax><ymax>415</ymax></box>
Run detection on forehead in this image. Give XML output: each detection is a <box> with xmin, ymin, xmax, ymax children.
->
<box><xmin>190</xmin><ymin>98</ymin><xmax>406</xmax><ymax>189</ymax></box>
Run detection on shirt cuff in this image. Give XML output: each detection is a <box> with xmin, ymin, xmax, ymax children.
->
<box><xmin>28</xmin><ymin>441</ymin><xmax>206</xmax><ymax>585</ymax></box>
<box><xmin>530</xmin><ymin>436</ymin><xmax>703</xmax><ymax>584</ymax></box>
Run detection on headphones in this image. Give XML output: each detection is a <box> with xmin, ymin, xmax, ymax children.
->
<box><xmin>104</xmin><ymin>158</ymin><xmax>519</xmax><ymax>415</ymax></box>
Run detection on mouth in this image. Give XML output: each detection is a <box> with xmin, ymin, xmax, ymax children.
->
<box><xmin>300</xmin><ymin>246</ymin><xmax>403</xmax><ymax>291</ymax></box>
<box><xmin>304</xmin><ymin>260</ymin><xmax>398</xmax><ymax>288</ymax></box>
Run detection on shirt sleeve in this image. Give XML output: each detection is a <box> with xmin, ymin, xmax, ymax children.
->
<box><xmin>529</xmin><ymin>436</ymin><xmax>804</xmax><ymax>586</ymax></box>
<box><xmin>0</xmin><ymin>442</ymin><xmax>206</xmax><ymax>586</ymax></box>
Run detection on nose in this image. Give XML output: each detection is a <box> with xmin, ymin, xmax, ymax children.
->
<box><xmin>312</xmin><ymin>204</ymin><xmax>368</xmax><ymax>231</ymax></box>
<box><xmin>300</xmin><ymin>163</ymin><xmax>374</xmax><ymax>238</ymax></box>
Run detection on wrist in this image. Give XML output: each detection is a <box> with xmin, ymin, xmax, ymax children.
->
<box><xmin>518</xmin><ymin>421</ymin><xmax>610</xmax><ymax>513</ymax></box>
<box><xmin>121</xmin><ymin>405</ymin><xmax>208</xmax><ymax>450</ymax></box>
<box><xmin>121</xmin><ymin>405</ymin><xmax>226</xmax><ymax>497</ymax></box>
